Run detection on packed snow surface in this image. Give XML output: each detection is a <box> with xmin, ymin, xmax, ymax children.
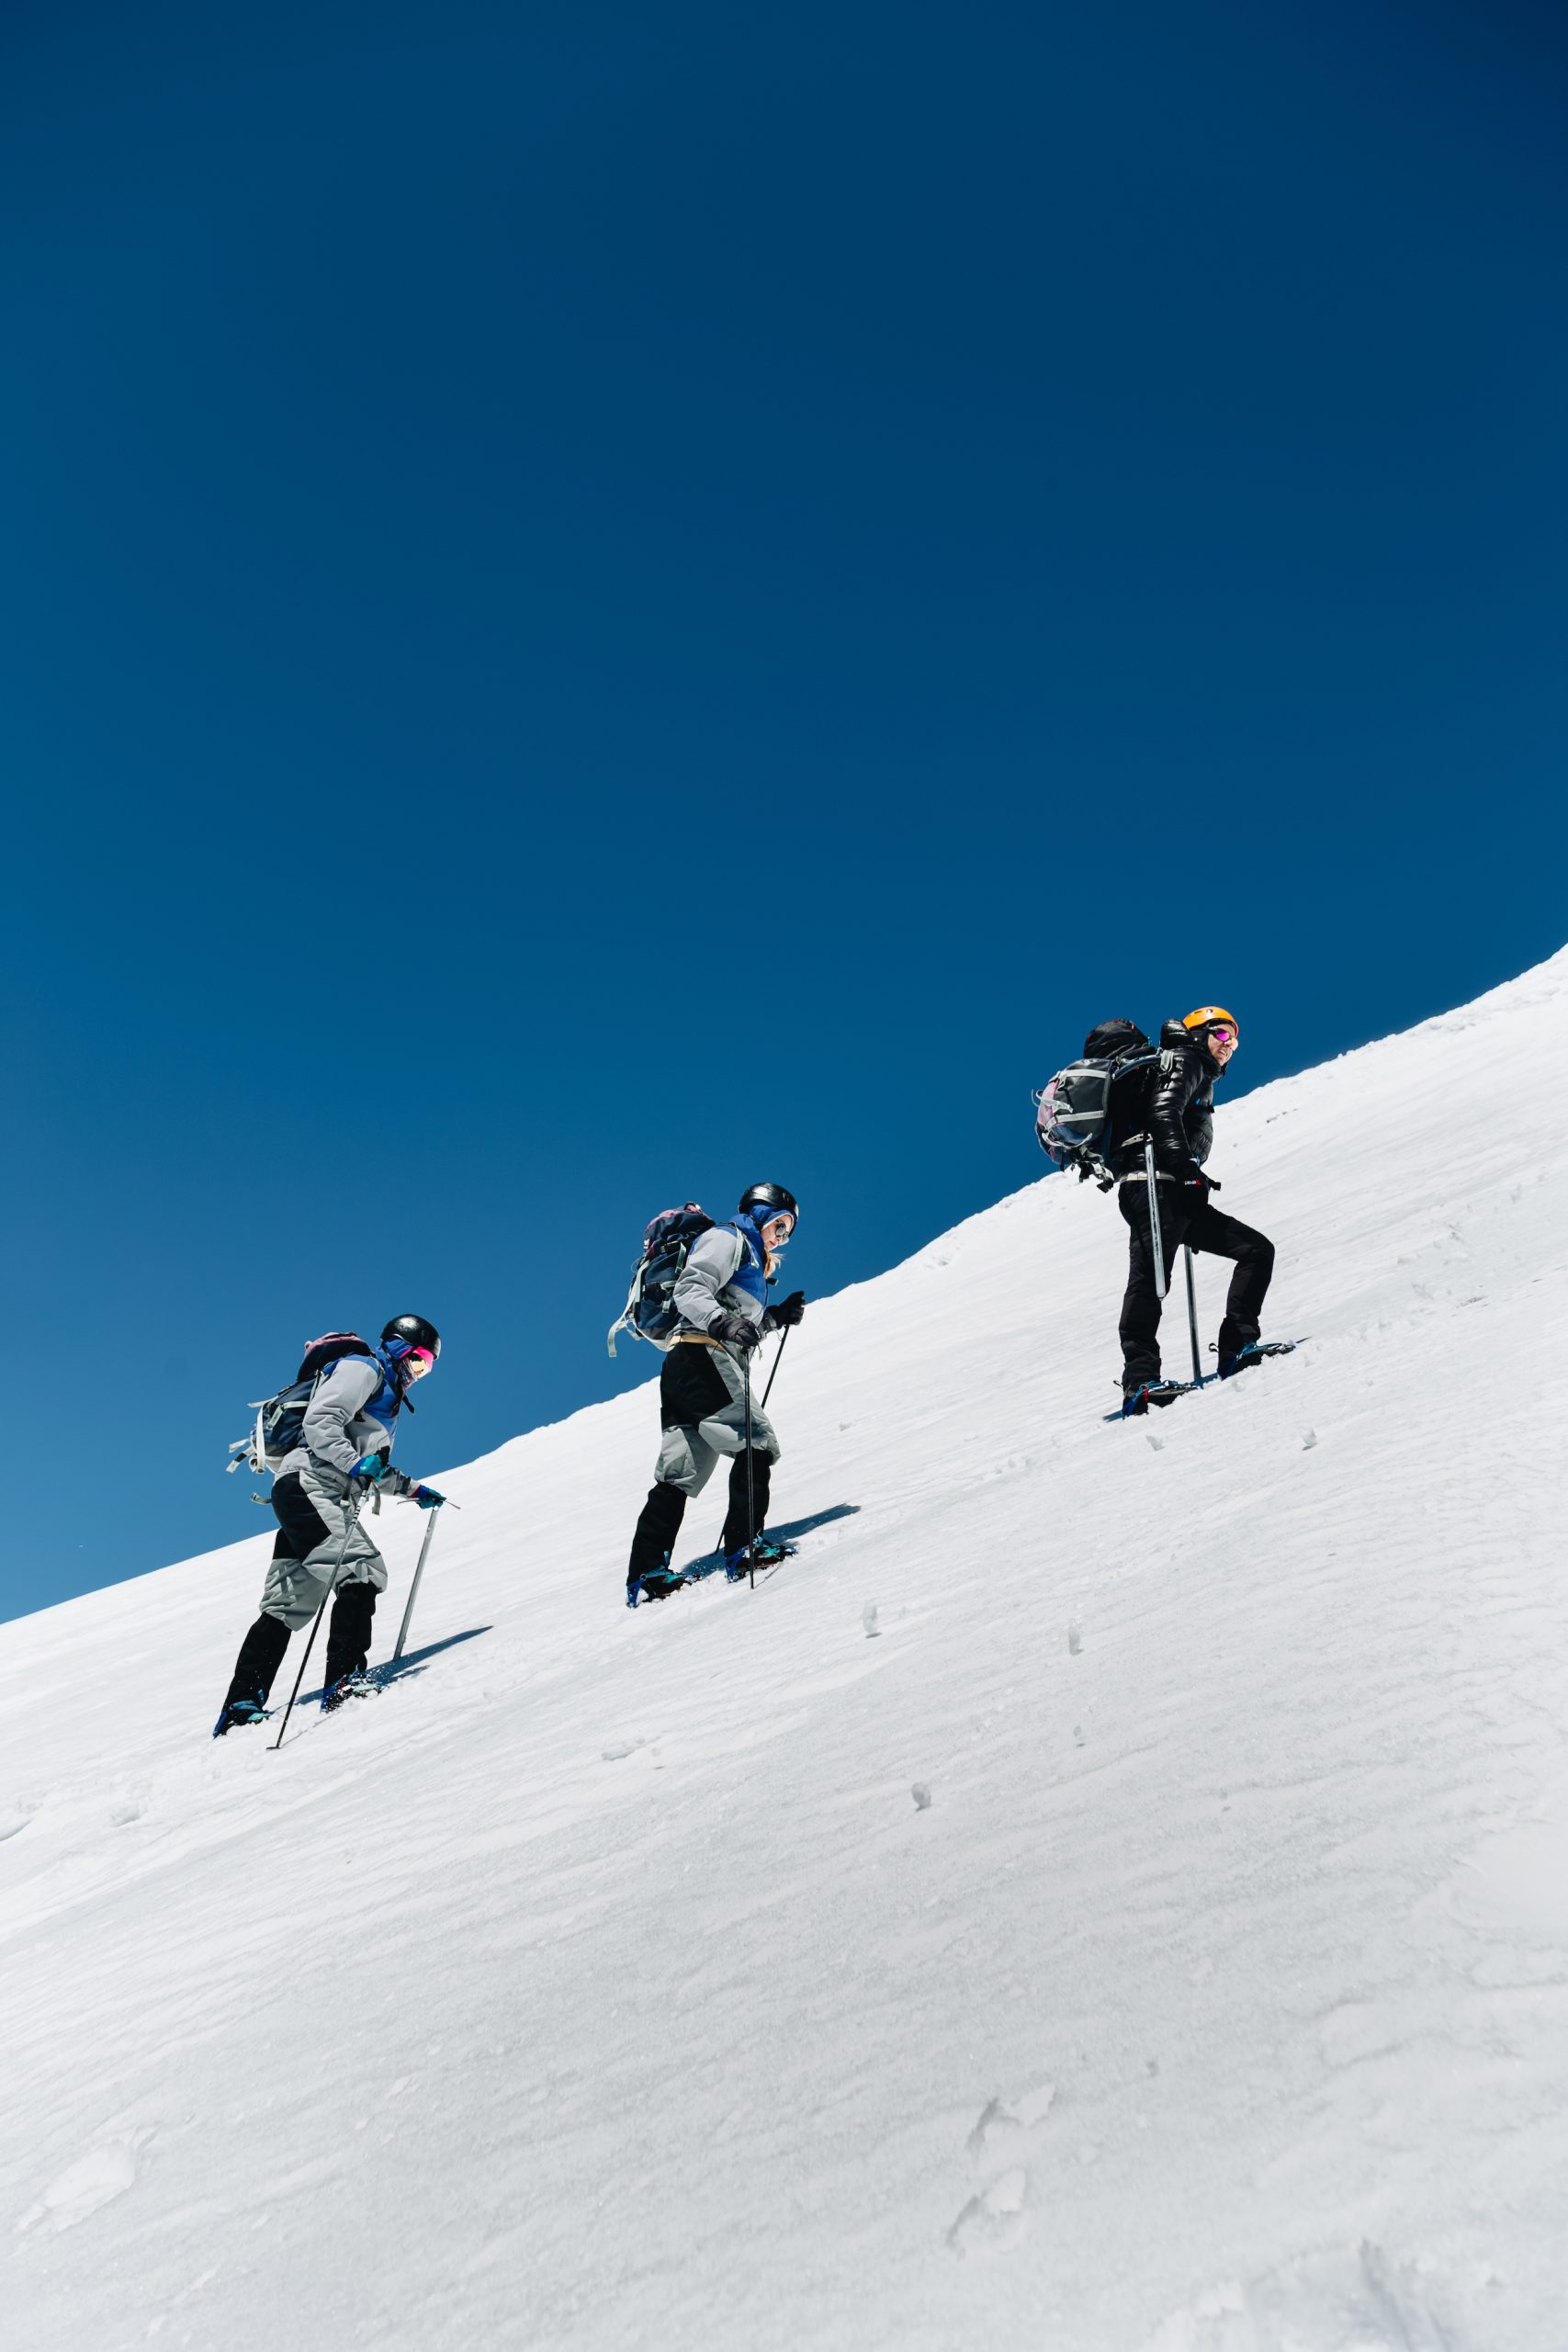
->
<box><xmin>5</xmin><ymin>956</ymin><xmax>1567</xmax><ymax>2351</ymax></box>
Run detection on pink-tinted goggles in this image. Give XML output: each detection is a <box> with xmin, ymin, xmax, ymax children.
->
<box><xmin>404</xmin><ymin>1347</ymin><xmax>436</xmax><ymax>1376</ymax></box>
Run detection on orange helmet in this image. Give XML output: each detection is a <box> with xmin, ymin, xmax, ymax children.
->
<box><xmin>1182</xmin><ymin>1005</ymin><xmax>1237</xmax><ymax>1036</ymax></box>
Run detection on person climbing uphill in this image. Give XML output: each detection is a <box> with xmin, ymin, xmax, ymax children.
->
<box><xmin>213</xmin><ymin>1317</ymin><xmax>446</xmax><ymax>1733</ymax></box>
<box><xmin>1109</xmin><ymin>1010</ymin><xmax>1275</xmax><ymax>1410</ymax></box>
<box><xmin>625</xmin><ymin>1185</ymin><xmax>806</xmax><ymax>1606</ymax></box>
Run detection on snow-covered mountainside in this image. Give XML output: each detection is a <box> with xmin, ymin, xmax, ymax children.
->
<box><xmin>5</xmin><ymin>957</ymin><xmax>1567</xmax><ymax>2352</ymax></box>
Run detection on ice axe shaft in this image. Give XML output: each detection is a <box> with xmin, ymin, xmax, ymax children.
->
<box><xmin>1144</xmin><ymin>1139</ymin><xmax>1168</xmax><ymax>1299</ymax></box>
<box><xmin>1183</xmin><ymin>1245</ymin><xmax>1201</xmax><ymax>1384</ymax></box>
<box><xmin>393</xmin><ymin>1509</ymin><xmax>442</xmax><ymax>1661</ymax></box>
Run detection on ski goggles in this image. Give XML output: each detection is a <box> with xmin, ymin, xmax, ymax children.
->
<box><xmin>403</xmin><ymin>1347</ymin><xmax>437</xmax><ymax>1378</ymax></box>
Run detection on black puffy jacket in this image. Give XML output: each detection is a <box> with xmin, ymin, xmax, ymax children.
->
<box><xmin>1108</xmin><ymin>1019</ymin><xmax>1221</xmax><ymax>1180</ymax></box>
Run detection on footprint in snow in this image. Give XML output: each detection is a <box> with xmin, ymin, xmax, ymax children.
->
<box><xmin>1139</xmin><ymin>2239</ymin><xmax>1459</xmax><ymax>2350</ymax></box>
<box><xmin>947</xmin><ymin>2167</ymin><xmax>1028</xmax><ymax>2256</ymax></box>
<box><xmin>948</xmin><ymin>2084</ymin><xmax>1056</xmax><ymax>2255</ymax></box>
<box><xmin>16</xmin><ymin>2132</ymin><xmax>151</xmax><ymax>2233</ymax></box>
<box><xmin>966</xmin><ymin>2084</ymin><xmax>1057</xmax><ymax>2157</ymax></box>
<box><xmin>965</xmin><ymin>2097</ymin><xmax>1017</xmax><ymax>2158</ymax></box>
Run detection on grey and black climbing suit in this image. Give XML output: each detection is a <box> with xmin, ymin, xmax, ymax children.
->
<box><xmin>626</xmin><ymin>1218</ymin><xmax>781</xmax><ymax>1587</ymax></box>
<box><xmin>220</xmin><ymin>1355</ymin><xmax>410</xmax><ymax>1710</ymax></box>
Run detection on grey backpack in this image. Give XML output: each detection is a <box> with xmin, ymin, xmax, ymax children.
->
<box><xmin>1034</xmin><ymin>1020</ymin><xmax>1160</xmax><ymax>1186</ymax></box>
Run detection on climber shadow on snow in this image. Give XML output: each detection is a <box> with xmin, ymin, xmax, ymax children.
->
<box><xmin>678</xmin><ymin>1503</ymin><xmax>861</xmax><ymax>1580</ymax></box>
<box><xmin>764</xmin><ymin>1502</ymin><xmax>861</xmax><ymax>1546</ymax></box>
<box><xmin>300</xmin><ymin>1624</ymin><xmax>494</xmax><ymax>1703</ymax></box>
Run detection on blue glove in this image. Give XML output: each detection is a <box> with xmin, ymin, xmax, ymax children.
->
<box><xmin>412</xmin><ymin>1485</ymin><xmax>446</xmax><ymax>1510</ymax></box>
<box><xmin>352</xmin><ymin>1453</ymin><xmax>389</xmax><ymax>1482</ymax></box>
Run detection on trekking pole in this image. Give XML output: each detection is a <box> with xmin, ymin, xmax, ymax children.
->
<box><xmin>742</xmin><ymin>1348</ymin><xmax>758</xmax><ymax>1589</ymax></box>
<box><xmin>270</xmin><ymin>1492</ymin><xmax>364</xmax><ymax>1751</ymax></box>
<box><xmin>760</xmin><ymin>1323</ymin><xmax>791</xmax><ymax>1411</ymax></box>
<box><xmin>1144</xmin><ymin>1138</ymin><xmax>1168</xmax><ymax>1300</ymax></box>
<box><xmin>392</xmin><ymin>1507</ymin><xmax>441</xmax><ymax>1662</ymax></box>
<box><xmin>1183</xmin><ymin>1246</ymin><xmax>1202</xmax><ymax>1385</ymax></box>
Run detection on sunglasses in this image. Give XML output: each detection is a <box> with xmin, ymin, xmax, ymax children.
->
<box><xmin>1207</xmin><ymin>1026</ymin><xmax>1238</xmax><ymax>1047</ymax></box>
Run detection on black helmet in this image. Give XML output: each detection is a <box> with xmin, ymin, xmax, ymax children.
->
<box><xmin>382</xmin><ymin>1314</ymin><xmax>441</xmax><ymax>1360</ymax></box>
<box><xmin>738</xmin><ymin>1182</ymin><xmax>799</xmax><ymax>1227</ymax></box>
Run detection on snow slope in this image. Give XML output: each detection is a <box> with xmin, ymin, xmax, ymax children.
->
<box><xmin>5</xmin><ymin>955</ymin><xmax>1567</xmax><ymax>2352</ymax></box>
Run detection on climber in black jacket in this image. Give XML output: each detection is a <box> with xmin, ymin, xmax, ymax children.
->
<box><xmin>1110</xmin><ymin>1006</ymin><xmax>1274</xmax><ymax>1401</ymax></box>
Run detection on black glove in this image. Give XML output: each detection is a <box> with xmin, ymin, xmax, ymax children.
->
<box><xmin>710</xmin><ymin>1312</ymin><xmax>760</xmax><ymax>1350</ymax></box>
<box><xmin>763</xmin><ymin>1290</ymin><xmax>806</xmax><ymax>1333</ymax></box>
<box><xmin>1180</xmin><ymin>1168</ymin><xmax>1220</xmax><ymax>1197</ymax></box>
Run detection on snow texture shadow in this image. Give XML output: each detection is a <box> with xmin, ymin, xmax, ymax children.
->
<box><xmin>678</xmin><ymin>1502</ymin><xmax>861</xmax><ymax>1579</ymax></box>
<box><xmin>767</xmin><ymin>1503</ymin><xmax>862</xmax><ymax>1544</ymax></box>
<box><xmin>301</xmin><ymin>1623</ymin><xmax>494</xmax><ymax>1703</ymax></box>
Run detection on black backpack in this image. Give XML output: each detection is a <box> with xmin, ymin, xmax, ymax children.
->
<box><xmin>1034</xmin><ymin>1020</ymin><xmax>1161</xmax><ymax>1187</ymax></box>
<box><xmin>226</xmin><ymin>1333</ymin><xmax>376</xmax><ymax>1477</ymax></box>
<box><xmin>606</xmin><ymin>1204</ymin><xmax>717</xmax><ymax>1356</ymax></box>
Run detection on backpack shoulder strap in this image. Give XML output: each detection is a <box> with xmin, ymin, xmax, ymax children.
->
<box><xmin>722</xmin><ymin>1220</ymin><xmax>759</xmax><ymax>1272</ymax></box>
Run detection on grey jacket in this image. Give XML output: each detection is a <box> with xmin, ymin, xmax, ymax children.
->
<box><xmin>671</xmin><ymin>1225</ymin><xmax>767</xmax><ymax>1340</ymax></box>
<box><xmin>277</xmin><ymin>1358</ymin><xmax>411</xmax><ymax>1494</ymax></box>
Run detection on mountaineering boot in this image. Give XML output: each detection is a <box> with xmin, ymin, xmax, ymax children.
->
<box><xmin>626</xmin><ymin>1569</ymin><xmax>689</xmax><ymax>1608</ymax></box>
<box><xmin>723</xmin><ymin>1537</ymin><xmax>795</xmax><ymax>1580</ymax></box>
<box><xmin>1216</xmin><ymin>1340</ymin><xmax>1297</xmax><ymax>1379</ymax></box>
<box><xmin>321</xmin><ymin>1668</ymin><xmax>380</xmax><ymax>1713</ymax></box>
<box><xmin>1120</xmin><ymin>1380</ymin><xmax>1187</xmax><ymax>1418</ymax></box>
<box><xmin>212</xmin><ymin>1695</ymin><xmax>269</xmax><ymax>1738</ymax></box>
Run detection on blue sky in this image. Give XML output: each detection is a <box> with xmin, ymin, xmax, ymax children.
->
<box><xmin>5</xmin><ymin>0</ymin><xmax>1565</xmax><ymax>1618</ymax></box>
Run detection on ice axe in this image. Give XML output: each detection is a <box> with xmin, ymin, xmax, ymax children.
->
<box><xmin>1183</xmin><ymin>1246</ymin><xmax>1202</xmax><ymax>1384</ymax></box>
<box><xmin>1144</xmin><ymin>1138</ymin><xmax>1168</xmax><ymax>1299</ymax></box>
<box><xmin>392</xmin><ymin>1493</ymin><xmax>459</xmax><ymax>1661</ymax></box>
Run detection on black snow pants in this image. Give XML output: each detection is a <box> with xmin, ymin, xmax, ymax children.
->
<box><xmin>1117</xmin><ymin>1184</ymin><xmax>1274</xmax><ymax>1390</ymax></box>
<box><xmin>626</xmin><ymin>1458</ymin><xmax>772</xmax><ymax>1584</ymax></box>
<box><xmin>220</xmin><ymin>1477</ymin><xmax>379</xmax><ymax>1709</ymax></box>
<box><xmin>626</xmin><ymin>1344</ymin><xmax>772</xmax><ymax>1586</ymax></box>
